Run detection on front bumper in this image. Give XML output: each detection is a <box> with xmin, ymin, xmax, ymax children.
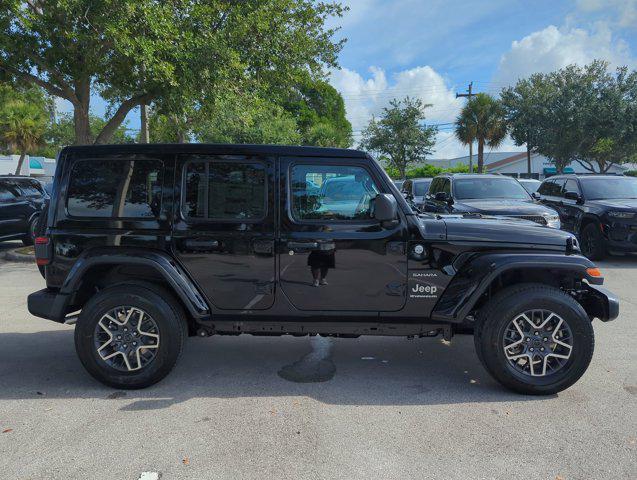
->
<box><xmin>27</xmin><ymin>289</ymin><xmax>69</xmax><ymax>323</ymax></box>
<box><xmin>603</xmin><ymin>220</ymin><xmax>637</xmax><ymax>253</ymax></box>
<box><xmin>583</xmin><ymin>284</ymin><xmax>619</xmax><ymax>322</ymax></box>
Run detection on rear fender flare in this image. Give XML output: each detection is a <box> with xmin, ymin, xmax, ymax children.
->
<box><xmin>60</xmin><ymin>248</ymin><xmax>209</xmax><ymax>319</ymax></box>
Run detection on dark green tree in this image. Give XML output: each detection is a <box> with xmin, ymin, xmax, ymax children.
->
<box><xmin>285</xmin><ymin>80</ymin><xmax>352</xmax><ymax>147</ymax></box>
<box><xmin>0</xmin><ymin>1</ymin><xmax>345</xmax><ymax>145</ymax></box>
<box><xmin>359</xmin><ymin>97</ymin><xmax>437</xmax><ymax>179</ymax></box>
<box><xmin>501</xmin><ymin>76</ymin><xmax>551</xmax><ymax>174</ymax></box>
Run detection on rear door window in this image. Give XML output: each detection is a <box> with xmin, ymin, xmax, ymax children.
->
<box><xmin>182</xmin><ymin>158</ymin><xmax>267</xmax><ymax>221</ymax></box>
<box><xmin>67</xmin><ymin>159</ymin><xmax>163</xmax><ymax>218</ymax></box>
<box><xmin>0</xmin><ymin>184</ymin><xmax>17</xmax><ymax>203</ymax></box>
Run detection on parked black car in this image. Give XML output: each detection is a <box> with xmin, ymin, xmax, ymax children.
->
<box><xmin>400</xmin><ymin>177</ymin><xmax>433</xmax><ymax>209</ymax></box>
<box><xmin>537</xmin><ymin>174</ymin><xmax>637</xmax><ymax>259</ymax></box>
<box><xmin>424</xmin><ymin>173</ymin><xmax>561</xmax><ymax>228</ymax></box>
<box><xmin>0</xmin><ymin>175</ymin><xmax>47</xmax><ymax>245</ymax></box>
<box><xmin>28</xmin><ymin>144</ymin><xmax>617</xmax><ymax>394</ymax></box>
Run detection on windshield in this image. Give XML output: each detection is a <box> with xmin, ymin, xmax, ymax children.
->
<box><xmin>413</xmin><ymin>180</ymin><xmax>431</xmax><ymax>196</ymax></box>
<box><xmin>519</xmin><ymin>180</ymin><xmax>540</xmax><ymax>194</ymax></box>
<box><xmin>581</xmin><ymin>177</ymin><xmax>637</xmax><ymax>200</ymax></box>
<box><xmin>453</xmin><ymin>178</ymin><xmax>531</xmax><ymax>200</ymax></box>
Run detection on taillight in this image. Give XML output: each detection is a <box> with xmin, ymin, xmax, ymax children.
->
<box><xmin>35</xmin><ymin>236</ymin><xmax>51</xmax><ymax>266</ymax></box>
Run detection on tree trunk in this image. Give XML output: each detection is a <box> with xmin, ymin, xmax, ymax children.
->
<box><xmin>140</xmin><ymin>104</ymin><xmax>150</xmax><ymax>143</ymax></box>
<box><xmin>14</xmin><ymin>151</ymin><xmax>26</xmax><ymax>175</ymax></box>
<box><xmin>94</xmin><ymin>93</ymin><xmax>153</xmax><ymax>145</ymax></box>
<box><xmin>477</xmin><ymin>139</ymin><xmax>484</xmax><ymax>173</ymax></box>
<box><xmin>74</xmin><ymin>104</ymin><xmax>91</xmax><ymax>144</ymax></box>
<box><xmin>526</xmin><ymin>144</ymin><xmax>532</xmax><ymax>175</ymax></box>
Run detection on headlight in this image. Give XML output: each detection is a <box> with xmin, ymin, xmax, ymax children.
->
<box><xmin>607</xmin><ymin>211</ymin><xmax>635</xmax><ymax>219</ymax></box>
<box><xmin>544</xmin><ymin>214</ymin><xmax>561</xmax><ymax>229</ymax></box>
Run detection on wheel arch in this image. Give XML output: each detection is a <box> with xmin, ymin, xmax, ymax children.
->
<box><xmin>577</xmin><ymin>214</ymin><xmax>601</xmax><ymax>235</ymax></box>
<box><xmin>60</xmin><ymin>248</ymin><xmax>209</xmax><ymax>330</ymax></box>
<box><xmin>431</xmin><ymin>252</ymin><xmax>601</xmax><ymax>324</ymax></box>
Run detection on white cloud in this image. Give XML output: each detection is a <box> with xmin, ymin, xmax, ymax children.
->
<box><xmin>576</xmin><ymin>0</ymin><xmax>637</xmax><ymax>29</ymax></box>
<box><xmin>329</xmin><ymin>65</ymin><xmax>464</xmax><ymax>157</ymax></box>
<box><xmin>495</xmin><ymin>23</ymin><xmax>635</xmax><ymax>85</ymax></box>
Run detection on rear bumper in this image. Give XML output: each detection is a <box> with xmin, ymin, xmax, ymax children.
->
<box><xmin>27</xmin><ymin>289</ymin><xmax>69</xmax><ymax>323</ymax></box>
<box><xmin>584</xmin><ymin>284</ymin><xmax>619</xmax><ymax>322</ymax></box>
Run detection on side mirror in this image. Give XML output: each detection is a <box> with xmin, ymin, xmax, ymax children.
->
<box><xmin>564</xmin><ymin>191</ymin><xmax>581</xmax><ymax>202</ymax></box>
<box><xmin>373</xmin><ymin>193</ymin><xmax>398</xmax><ymax>223</ymax></box>
<box><xmin>531</xmin><ymin>191</ymin><xmax>541</xmax><ymax>200</ymax></box>
<box><xmin>435</xmin><ymin>192</ymin><xmax>452</xmax><ymax>204</ymax></box>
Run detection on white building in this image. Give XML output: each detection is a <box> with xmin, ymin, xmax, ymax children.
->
<box><xmin>424</xmin><ymin>151</ymin><xmax>635</xmax><ymax>179</ymax></box>
<box><xmin>0</xmin><ymin>154</ymin><xmax>56</xmax><ymax>178</ymax></box>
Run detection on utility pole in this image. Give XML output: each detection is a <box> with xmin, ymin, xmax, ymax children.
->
<box><xmin>456</xmin><ymin>82</ymin><xmax>475</xmax><ymax>172</ymax></box>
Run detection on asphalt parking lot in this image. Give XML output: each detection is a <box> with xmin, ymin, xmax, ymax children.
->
<box><xmin>0</xmin><ymin>243</ymin><xmax>635</xmax><ymax>480</ymax></box>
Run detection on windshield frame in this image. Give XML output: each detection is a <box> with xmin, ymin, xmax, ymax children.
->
<box><xmin>452</xmin><ymin>177</ymin><xmax>532</xmax><ymax>201</ymax></box>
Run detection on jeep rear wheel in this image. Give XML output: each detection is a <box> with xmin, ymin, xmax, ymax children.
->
<box><xmin>75</xmin><ymin>284</ymin><xmax>187</xmax><ymax>389</ymax></box>
<box><xmin>474</xmin><ymin>283</ymin><xmax>594</xmax><ymax>395</ymax></box>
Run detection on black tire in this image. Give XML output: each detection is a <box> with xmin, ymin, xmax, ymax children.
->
<box><xmin>74</xmin><ymin>284</ymin><xmax>187</xmax><ymax>389</ymax></box>
<box><xmin>21</xmin><ymin>215</ymin><xmax>39</xmax><ymax>246</ymax></box>
<box><xmin>580</xmin><ymin>222</ymin><xmax>606</xmax><ymax>260</ymax></box>
<box><xmin>474</xmin><ymin>283</ymin><xmax>594</xmax><ymax>395</ymax></box>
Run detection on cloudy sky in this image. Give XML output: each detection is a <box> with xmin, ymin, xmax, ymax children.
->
<box><xmin>328</xmin><ymin>0</ymin><xmax>637</xmax><ymax>158</ymax></box>
<box><xmin>67</xmin><ymin>0</ymin><xmax>636</xmax><ymax>158</ymax></box>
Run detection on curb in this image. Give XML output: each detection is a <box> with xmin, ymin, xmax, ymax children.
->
<box><xmin>2</xmin><ymin>248</ymin><xmax>35</xmax><ymax>264</ymax></box>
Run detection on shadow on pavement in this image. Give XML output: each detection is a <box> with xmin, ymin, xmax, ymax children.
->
<box><xmin>0</xmin><ymin>328</ymin><xmax>552</xmax><ymax>407</ymax></box>
<box><xmin>597</xmin><ymin>254</ymin><xmax>637</xmax><ymax>269</ymax></box>
<box><xmin>0</xmin><ymin>240</ymin><xmax>22</xmax><ymax>254</ymax></box>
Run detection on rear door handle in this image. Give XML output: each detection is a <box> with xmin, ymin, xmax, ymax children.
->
<box><xmin>183</xmin><ymin>239</ymin><xmax>220</xmax><ymax>251</ymax></box>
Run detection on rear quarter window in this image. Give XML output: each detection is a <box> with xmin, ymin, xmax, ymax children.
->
<box><xmin>66</xmin><ymin>159</ymin><xmax>163</xmax><ymax>218</ymax></box>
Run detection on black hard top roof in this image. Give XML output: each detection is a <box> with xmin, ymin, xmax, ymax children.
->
<box><xmin>60</xmin><ymin>143</ymin><xmax>369</xmax><ymax>159</ymax></box>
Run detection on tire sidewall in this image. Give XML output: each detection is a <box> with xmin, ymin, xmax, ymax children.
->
<box><xmin>21</xmin><ymin>215</ymin><xmax>39</xmax><ymax>246</ymax></box>
<box><xmin>75</xmin><ymin>285</ymin><xmax>184</xmax><ymax>389</ymax></box>
<box><xmin>581</xmin><ymin>223</ymin><xmax>605</xmax><ymax>260</ymax></box>
<box><xmin>481</xmin><ymin>288</ymin><xmax>594</xmax><ymax>395</ymax></box>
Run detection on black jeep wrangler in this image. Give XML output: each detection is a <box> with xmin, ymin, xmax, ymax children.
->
<box><xmin>28</xmin><ymin>144</ymin><xmax>618</xmax><ymax>394</ymax></box>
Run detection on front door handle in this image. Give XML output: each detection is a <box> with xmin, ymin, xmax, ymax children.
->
<box><xmin>183</xmin><ymin>238</ymin><xmax>220</xmax><ymax>251</ymax></box>
<box><xmin>287</xmin><ymin>241</ymin><xmax>319</xmax><ymax>250</ymax></box>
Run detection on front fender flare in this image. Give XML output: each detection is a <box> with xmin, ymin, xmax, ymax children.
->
<box><xmin>431</xmin><ymin>252</ymin><xmax>599</xmax><ymax>323</ymax></box>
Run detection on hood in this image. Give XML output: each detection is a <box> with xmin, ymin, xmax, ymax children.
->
<box><xmin>438</xmin><ymin>214</ymin><xmax>575</xmax><ymax>248</ymax></box>
<box><xmin>587</xmin><ymin>198</ymin><xmax>637</xmax><ymax>210</ymax></box>
<box><xmin>454</xmin><ymin>199</ymin><xmax>556</xmax><ymax>216</ymax></box>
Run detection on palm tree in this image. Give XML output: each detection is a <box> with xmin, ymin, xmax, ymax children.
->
<box><xmin>455</xmin><ymin>93</ymin><xmax>507</xmax><ymax>173</ymax></box>
<box><xmin>0</xmin><ymin>100</ymin><xmax>46</xmax><ymax>175</ymax></box>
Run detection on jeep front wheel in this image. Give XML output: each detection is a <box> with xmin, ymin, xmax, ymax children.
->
<box><xmin>74</xmin><ymin>284</ymin><xmax>187</xmax><ymax>389</ymax></box>
<box><xmin>474</xmin><ymin>283</ymin><xmax>594</xmax><ymax>395</ymax></box>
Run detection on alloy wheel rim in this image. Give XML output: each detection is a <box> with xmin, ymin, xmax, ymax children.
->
<box><xmin>30</xmin><ymin>219</ymin><xmax>38</xmax><ymax>239</ymax></box>
<box><xmin>94</xmin><ymin>306</ymin><xmax>160</xmax><ymax>372</ymax></box>
<box><xmin>502</xmin><ymin>309</ymin><xmax>573</xmax><ymax>377</ymax></box>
